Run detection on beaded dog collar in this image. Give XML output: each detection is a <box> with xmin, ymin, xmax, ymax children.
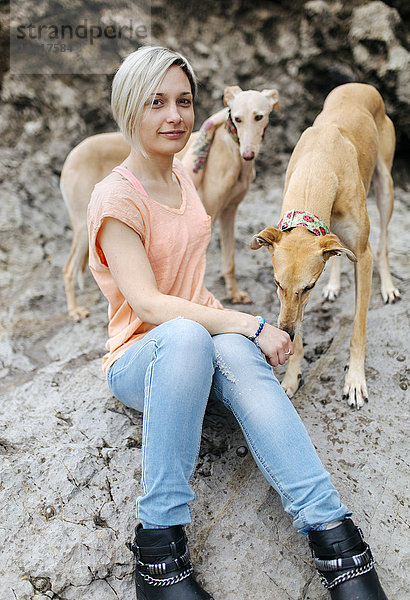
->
<box><xmin>278</xmin><ymin>210</ymin><xmax>330</xmax><ymax>236</ymax></box>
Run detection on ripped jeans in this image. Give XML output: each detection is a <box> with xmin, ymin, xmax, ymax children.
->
<box><xmin>107</xmin><ymin>318</ymin><xmax>349</xmax><ymax>534</ymax></box>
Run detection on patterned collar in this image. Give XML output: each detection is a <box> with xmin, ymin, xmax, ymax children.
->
<box><xmin>278</xmin><ymin>210</ymin><xmax>330</xmax><ymax>236</ymax></box>
<box><xmin>224</xmin><ymin>110</ymin><xmax>240</xmax><ymax>144</ymax></box>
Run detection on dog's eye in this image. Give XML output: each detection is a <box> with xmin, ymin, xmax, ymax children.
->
<box><xmin>274</xmin><ymin>279</ymin><xmax>282</xmax><ymax>290</ymax></box>
<box><xmin>303</xmin><ymin>283</ymin><xmax>315</xmax><ymax>293</ymax></box>
<box><xmin>255</xmin><ymin>115</ymin><xmax>263</xmax><ymax>121</ymax></box>
<box><xmin>234</xmin><ymin>117</ymin><xmax>242</xmax><ymax>123</ymax></box>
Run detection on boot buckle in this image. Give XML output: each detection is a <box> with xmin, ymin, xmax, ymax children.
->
<box><xmin>144</xmin><ymin>562</ymin><xmax>167</xmax><ymax>576</ymax></box>
<box><xmin>127</xmin><ymin>539</ymin><xmax>140</xmax><ymax>560</ymax></box>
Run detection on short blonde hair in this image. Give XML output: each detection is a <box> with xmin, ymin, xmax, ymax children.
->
<box><xmin>111</xmin><ymin>45</ymin><xmax>197</xmax><ymax>154</ymax></box>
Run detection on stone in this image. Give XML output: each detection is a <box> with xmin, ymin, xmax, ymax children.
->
<box><xmin>0</xmin><ymin>183</ymin><xmax>23</xmax><ymax>232</ymax></box>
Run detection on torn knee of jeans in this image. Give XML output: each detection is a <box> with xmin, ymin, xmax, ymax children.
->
<box><xmin>214</xmin><ymin>350</ymin><xmax>236</xmax><ymax>383</ymax></box>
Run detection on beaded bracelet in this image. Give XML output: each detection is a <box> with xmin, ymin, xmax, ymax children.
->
<box><xmin>249</xmin><ymin>316</ymin><xmax>265</xmax><ymax>345</ymax></box>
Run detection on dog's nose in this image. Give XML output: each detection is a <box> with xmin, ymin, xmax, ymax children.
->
<box><xmin>242</xmin><ymin>151</ymin><xmax>255</xmax><ymax>161</ymax></box>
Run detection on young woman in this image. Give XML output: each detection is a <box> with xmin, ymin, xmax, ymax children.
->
<box><xmin>87</xmin><ymin>46</ymin><xmax>388</xmax><ymax>600</ymax></box>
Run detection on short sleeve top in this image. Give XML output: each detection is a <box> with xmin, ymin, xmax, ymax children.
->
<box><xmin>87</xmin><ymin>158</ymin><xmax>223</xmax><ymax>373</ymax></box>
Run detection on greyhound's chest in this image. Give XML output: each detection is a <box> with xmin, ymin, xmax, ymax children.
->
<box><xmin>330</xmin><ymin>215</ymin><xmax>358</xmax><ymax>250</ymax></box>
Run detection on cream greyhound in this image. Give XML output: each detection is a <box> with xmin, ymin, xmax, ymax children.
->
<box><xmin>251</xmin><ymin>83</ymin><xmax>400</xmax><ymax>409</ymax></box>
<box><xmin>61</xmin><ymin>86</ymin><xmax>279</xmax><ymax>321</ymax></box>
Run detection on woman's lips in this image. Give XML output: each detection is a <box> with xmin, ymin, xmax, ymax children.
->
<box><xmin>159</xmin><ymin>130</ymin><xmax>186</xmax><ymax>139</ymax></box>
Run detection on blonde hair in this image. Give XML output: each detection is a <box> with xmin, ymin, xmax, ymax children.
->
<box><xmin>111</xmin><ymin>46</ymin><xmax>197</xmax><ymax>154</ymax></box>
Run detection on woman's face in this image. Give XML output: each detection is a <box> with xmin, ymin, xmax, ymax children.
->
<box><xmin>139</xmin><ymin>65</ymin><xmax>194</xmax><ymax>158</ymax></box>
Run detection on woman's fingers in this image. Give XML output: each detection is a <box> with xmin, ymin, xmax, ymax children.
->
<box><xmin>257</xmin><ymin>323</ymin><xmax>295</xmax><ymax>366</ymax></box>
<box><xmin>267</xmin><ymin>330</ymin><xmax>294</xmax><ymax>366</ymax></box>
<box><xmin>284</xmin><ymin>342</ymin><xmax>294</xmax><ymax>357</ymax></box>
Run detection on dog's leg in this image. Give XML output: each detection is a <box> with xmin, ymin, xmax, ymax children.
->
<box><xmin>281</xmin><ymin>331</ymin><xmax>303</xmax><ymax>397</ymax></box>
<box><xmin>343</xmin><ymin>243</ymin><xmax>372</xmax><ymax>409</ymax></box>
<box><xmin>322</xmin><ymin>256</ymin><xmax>341</xmax><ymax>301</ymax></box>
<box><xmin>218</xmin><ymin>201</ymin><xmax>252</xmax><ymax>304</ymax></box>
<box><xmin>372</xmin><ymin>156</ymin><xmax>401</xmax><ymax>303</ymax></box>
<box><xmin>62</xmin><ymin>225</ymin><xmax>90</xmax><ymax>321</ymax></box>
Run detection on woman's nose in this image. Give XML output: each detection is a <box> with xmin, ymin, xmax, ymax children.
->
<box><xmin>166</xmin><ymin>104</ymin><xmax>182</xmax><ymax>123</ymax></box>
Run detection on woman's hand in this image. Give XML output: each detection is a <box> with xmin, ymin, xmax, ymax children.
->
<box><xmin>255</xmin><ymin>322</ymin><xmax>293</xmax><ymax>367</ymax></box>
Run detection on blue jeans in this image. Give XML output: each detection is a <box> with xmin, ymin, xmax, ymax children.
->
<box><xmin>107</xmin><ymin>318</ymin><xmax>349</xmax><ymax>534</ymax></box>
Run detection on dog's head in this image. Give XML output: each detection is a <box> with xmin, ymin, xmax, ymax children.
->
<box><xmin>223</xmin><ymin>86</ymin><xmax>279</xmax><ymax>161</ymax></box>
<box><xmin>250</xmin><ymin>227</ymin><xmax>356</xmax><ymax>339</ymax></box>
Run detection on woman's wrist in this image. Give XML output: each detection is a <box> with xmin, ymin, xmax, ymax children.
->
<box><xmin>248</xmin><ymin>316</ymin><xmax>265</xmax><ymax>344</ymax></box>
<box><xmin>233</xmin><ymin>312</ymin><xmax>265</xmax><ymax>339</ymax></box>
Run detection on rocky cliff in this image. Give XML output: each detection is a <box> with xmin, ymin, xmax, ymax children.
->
<box><xmin>1</xmin><ymin>1</ymin><xmax>409</xmax><ymax>171</ymax></box>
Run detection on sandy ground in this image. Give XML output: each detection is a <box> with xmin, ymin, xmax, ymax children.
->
<box><xmin>0</xmin><ymin>165</ymin><xmax>409</xmax><ymax>599</ymax></box>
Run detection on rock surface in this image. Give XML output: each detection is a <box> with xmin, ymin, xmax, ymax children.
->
<box><xmin>1</xmin><ymin>1</ymin><xmax>409</xmax><ymax>599</ymax></box>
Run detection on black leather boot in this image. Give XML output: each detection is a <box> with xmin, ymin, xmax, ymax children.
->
<box><xmin>308</xmin><ymin>519</ymin><xmax>388</xmax><ymax>599</ymax></box>
<box><xmin>129</xmin><ymin>524</ymin><xmax>214</xmax><ymax>599</ymax></box>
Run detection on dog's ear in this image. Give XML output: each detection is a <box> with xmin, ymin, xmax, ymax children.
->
<box><xmin>319</xmin><ymin>234</ymin><xmax>357</xmax><ymax>262</ymax></box>
<box><xmin>261</xmin><ymin>89</ymin><xmax>280</xmax><ymax>111</ymax></box>
<box><xmin>223</xmin><ymin>86</ymin><xmax>242</xmax><ymax>107</ymax></box>
<box><xmin>250</xmin><ymin>227</ymin><xmax>283</xmax><ymax>250</ymax></box>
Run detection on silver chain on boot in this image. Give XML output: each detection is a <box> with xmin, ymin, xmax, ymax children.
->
<box><xmin>139</xmin><ymin>565</ymin><xmax>194</xmax><ymax>587</ymax></box>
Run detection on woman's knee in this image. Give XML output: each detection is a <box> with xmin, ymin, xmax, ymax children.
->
<box><xmin>148</xmin><ymin>319</ymin><xmax>215</xmax><ymax>407</ymax></box>
<box><xmin>212</xmin><ymin>332</ymin><xmax>284</xmax><ymax>400</ymax></box>
<box><xmin>160</xmin><ymin>318</ymin><xmax>214</xmax><ymax>361</ymax></box>
<box><xmin>213</xmin><ymin>332</ymin><xmax>261</xmax><ymax>371</ymax></box>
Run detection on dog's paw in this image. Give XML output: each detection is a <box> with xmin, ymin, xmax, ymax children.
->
<box><xmin>381</xmin><ymin>285</ymin><xmax>401</xmax><ymax>304</ymax></box>
<box><xmin>343</xmin><ymin>373</ymin><xmax>368</xmax><ymax>410</ymax></box>
<box><xmin>322</xmin><ymin>284</ymin><xmax>340</xmax><ymax>302</ymax></box>
<box><xmin>230</xmin><ymin>289</ymin><xmax>253</xmax><ymax>304</ymax></box>
<box><xmin>69</xmin><ymin>306</ymin><xmax>90</xmax><ymax>322</ymax></box>
<box><xmin>281</xmin><ymin>372</ymin><xmax>302</xmax><ymax>398</ymax></box>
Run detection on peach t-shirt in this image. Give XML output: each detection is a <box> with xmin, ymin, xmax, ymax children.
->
<box><xmin>87</xmin><ymin>158</ymin><xmax>223</xmax><ymax>373</ymax></box>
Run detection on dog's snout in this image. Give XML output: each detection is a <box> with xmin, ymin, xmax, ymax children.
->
<box><xmin>242</xmin><ymin>150</ymin><xmax>255</xmax><ymax>161</ymax></box>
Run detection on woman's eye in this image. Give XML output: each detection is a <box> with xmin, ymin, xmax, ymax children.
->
<box><xmin>178</xmin><ymin>98</ymin><xmax>192</xmax><ymax>105</ymax></box>
<box><xmin>151</xmin><ymin>98</ymin><xmax>162</xmax><ymax>106</ymax></box>
<box><xmin>255</xmin><ymin>114</ymin><xmax>263</xmax><ymax>121</ymax></box>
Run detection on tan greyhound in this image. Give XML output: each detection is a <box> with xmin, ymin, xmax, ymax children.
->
<box><xmin>61</xmin><ymin>86</ymin><xmax>279</xmax><ymax>321</ymax></box>
<box><xmin>251</xmin><ymin>83</ymin><xmax>400</xmax><ymax>409</ymax></box>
